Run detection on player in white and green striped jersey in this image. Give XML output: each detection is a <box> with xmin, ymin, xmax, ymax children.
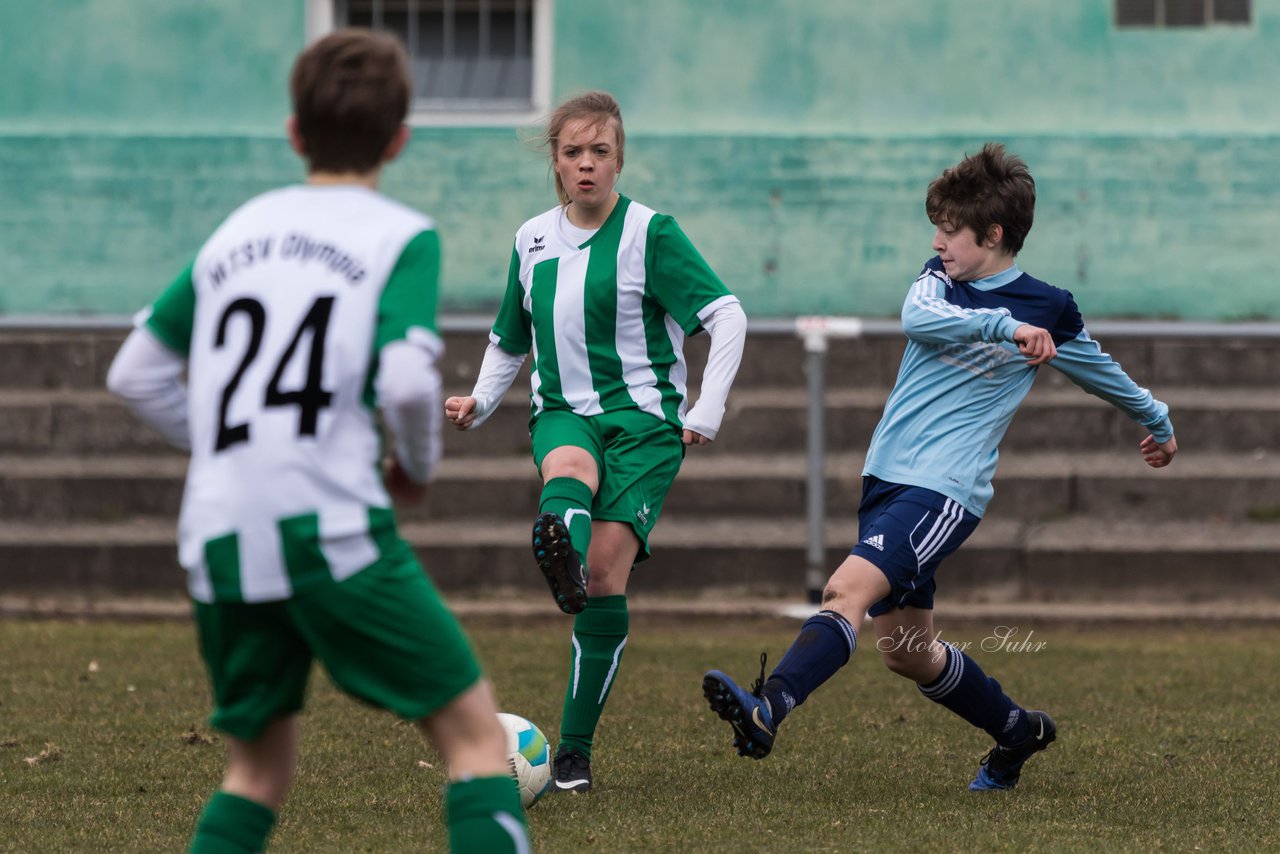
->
<box><xmin>446</xmin><ymin>91</ymin><xmax>747</xmax><ymax>794</ymax></box>
<box><xmin>107</xmin><ymin>30</ymin><xmax>527</xmax><ymax>854</ymax></box>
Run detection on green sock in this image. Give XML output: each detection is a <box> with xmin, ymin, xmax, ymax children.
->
<box><xmin>189</xmin><ymin>790</ymin><xmax>276</xmax><ymax>854</ymax></box>
<box><xmin>559</xmin><ymin>594</ymin><xmax>629</xmax><ymax>758</ymax></box>
<box><xmin>445</xmin><ymin>775</ymin><xmax>529</xmax><ymax>854</ymax></box>
<box><xmin>538</xmin><ymin>477</ymin><xmax>594</xmax><ymax>567</ymax></box>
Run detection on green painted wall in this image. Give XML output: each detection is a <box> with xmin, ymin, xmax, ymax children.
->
<box><xmin>560</xmin><ymin>0</ymin><xmax>1280</xmax><ymax>136</ymax></box>
<box><xmin>0</xmin><ymin>0</ymin><xmax>299</xmax><ymax>134</ymax></box>
<box><xmin>2</xmin><ymin>1</ymin><xmax>1278</xmax><ymax>320</ymax></box>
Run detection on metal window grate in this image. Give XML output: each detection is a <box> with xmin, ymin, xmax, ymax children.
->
<box><xmin>1115</xmin><ymin>0</ymin><xmax>1251</xmax><ymax>27</ymax></box>
<box><xmin>1213</xmin><ymin>0</ymin><xmax>1251</xmax><ymax>23</ymax></box>
<box><xmin>337</xmin><ymin>0</ymin><xmax>536</xmax><ymax>111</ymax></box>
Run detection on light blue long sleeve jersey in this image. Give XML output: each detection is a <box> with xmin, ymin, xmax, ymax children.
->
<box><xmin>863</xmin><ymin>257</ymin><xmax>1174</xmax><ymax>518</ymax></box>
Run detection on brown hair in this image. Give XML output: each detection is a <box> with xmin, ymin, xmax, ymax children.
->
<box><xmin>289</xmin><ymin>29</ymin><xmax>411</xmax><ymax>174</ymax></box>
<box><xmin>540</xmin><ymin>91</ymin><xmax>625</xmax><ymax>206</ymax></box>
<box><xmin>926</xmin><ymin>142</ymin><xmax>1036</xmax><ymax>255</ymax></box>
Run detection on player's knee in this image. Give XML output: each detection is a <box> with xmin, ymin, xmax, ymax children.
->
<box><xmin>459</xmin><ymin>713</ymin><xmax>509</xmax><ymax>778</ymax></box>
<box><xmin>879</xmin><ymin>647</ymin><xmax>934</xmax><ymax>681</ymax></box>
<box><xmin>420</xmin><ymin>689</ymin><xmax>509</xmax><ymax>775</ymax></box>
<box><xmin>540</xmin><ymin>448</ymin><xmax>597</xmax><ymax>485</ymax></box>
<box><xmin>559</xmin><ymin>461</ymin><xmax>596</xmax><ymax>484</ymax></box>
<box><xmin>822</xmin><ymin>556</ymin><xmax>889</xmax><ymax>617</ymax></box>
<box><xmin>585</xmin><ymin>559</ymin><xmax>627</xmax><ymax>596</ymax></box>
<box><xmin>879</xmin><ymin>648</ymin><xmax>915</xmax><ymax>677</ymax></box>
<box><xmin>820</xmin><ymin>574</ymin><xmax>864</xmax><ymax>612</ymax></box>
<box><xmin>583</xmin><ymin>522</ymin><xmax>638</xmax><ymax>596</ymax></box>
<box><xmin>820</xmin><ymin>577</ymin><xmax>849</xmax><ymax>606</ymax></box>
<box><xmin>474</xmin><ymin>709</ymin><xmax>508</xmax><ymax>755</ymax></box>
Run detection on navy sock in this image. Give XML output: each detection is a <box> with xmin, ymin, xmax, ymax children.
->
<box><xmin>759</xmin><ymin>609</ymin><xmax>857</xmax><ymax>726</ymax></box>
<box><xmin>918</xmin><ymin>643</ymin><xmax>1030</xmax><ymax>745</ymax></box>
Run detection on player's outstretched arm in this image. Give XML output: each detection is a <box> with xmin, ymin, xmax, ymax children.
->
<box><xmin>445</xmin><ymin>396</ymin><xmax>479</xmax><ymax>430</ymax></box>
<box><xmin>1139</xmin><ymin>434</ymin><xmax>1177</xmax><ymax>468</ymax></box>
<box><xmin>1047</xmin><ymin>332</ymin><xmax>1174</xmax><ymax>449</ymax></box>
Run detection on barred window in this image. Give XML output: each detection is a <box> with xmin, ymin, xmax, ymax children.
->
<box><xmin>1116</xmin><ymin>0</ymin><xmax>1251</xmax><ymax>27</ymax></box>
<box><xmin>315</xmin><ymin>0</ymin><xmax>551</xmax><ymax>120</ymax></box>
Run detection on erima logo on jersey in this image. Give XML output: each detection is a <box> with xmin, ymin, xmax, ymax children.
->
<box><xmin>636</xmin><ymin>502</ymin><xmax>650</xmax><ymax>525</ymax></box>
<box><xmin>528</xmin><ymin>235</ymin><xmax>546</xmax><ymax>253</ymax></box>
<box><xmin>862</xmin><ymin>534</ymin><xmax>885</xmax><ymax>551</ymax></box>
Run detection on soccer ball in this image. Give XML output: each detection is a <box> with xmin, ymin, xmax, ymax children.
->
<box><xmin>498</xmin><ymin>712</ymin><xmax>553</xmax><ymax>808</ymax></box>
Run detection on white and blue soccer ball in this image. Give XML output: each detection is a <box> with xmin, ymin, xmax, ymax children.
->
<box><xmin>498</xmin><ymin>712</ymin><xmax>553</xmax><ymax>808</ymax></box>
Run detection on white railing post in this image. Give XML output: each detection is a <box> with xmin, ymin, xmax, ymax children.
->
<box><xmin>794</xmin><ymin>316</ymin><xmax>864</xmax><ymax>605</ymax></box>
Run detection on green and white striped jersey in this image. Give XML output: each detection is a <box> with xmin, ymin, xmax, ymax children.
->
<box><xmin>491</xmin><ymin>195</ymin><xmax>739</xmax><ymax>429</ymax></box>
<box><xmin>143</xmin><ymin>185</ymin><xmax>440</xmax><ymax>604</ymax></box>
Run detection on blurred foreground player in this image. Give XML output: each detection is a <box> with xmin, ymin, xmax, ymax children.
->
<box><xmin>108</xmin><ymin>29</ymin><xmax>528</xmax><ymax>852</ymax></box>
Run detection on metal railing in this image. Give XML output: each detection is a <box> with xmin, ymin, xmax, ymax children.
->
<box><xmin>795</xmin><ymin>316</ymin><xmax>865</xmax><ymax>604</ymax></box>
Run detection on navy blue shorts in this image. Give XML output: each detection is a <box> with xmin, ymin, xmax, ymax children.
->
<box><xmin>849</xmin><ymin>476</ymin><xmax>981</xmax><ymax>617</ymax></box>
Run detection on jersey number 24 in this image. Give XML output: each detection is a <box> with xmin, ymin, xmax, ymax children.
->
<box><xmin>213</xmin><ymin>296</ymin><xmax>335</xmax><ymax>452</ymax></box>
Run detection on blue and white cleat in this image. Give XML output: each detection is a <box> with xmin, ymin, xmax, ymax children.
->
<box><xmin>532</xmin><ymin>512</ymin><xmax>588</xmax><ymax>615</ymax></box>
<box><xmin>969</xmin><ymin>710</ymin><xmax>1057</xmax><ymax>791</ymax></box>
<box><xmin>703</xmin><ymin>654</ymin><xmax>777</xmax><ymax>760</ymax></box>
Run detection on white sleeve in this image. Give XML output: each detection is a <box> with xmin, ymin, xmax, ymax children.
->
<box><xmin>106</xmin><ymin>326</ymin><xmax>191</xmax><ymax>450</ymax></box>
<box><xmin>466</xmin><ymin>335</ymin><xmax>527</xmax><ymax>430</ymax></box>
<box><xmin>683</xmin><ymin>297</ymin><xmax>747</xmax><ymax>441</ymax></box>
<box><xmin>376</xmin><ymin>330</ymin><xmax>444</xmax><ymax>484</ymax></box>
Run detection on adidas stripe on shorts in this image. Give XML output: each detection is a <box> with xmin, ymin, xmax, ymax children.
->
<box><xmin>849</xmin><ymin>475</ymin><xmax>981</xmax><ymax>616</ymax></box>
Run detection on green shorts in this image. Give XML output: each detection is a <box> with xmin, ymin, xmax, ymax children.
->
<box><xmin>530</xmin><ymin>408</ymin><xmax>684</xmax><ymax>562</ymax></box>
<box><xmin>193</xmin><ymin>545</ymin><xmax>481</xmax><ymax>741</ymax></box>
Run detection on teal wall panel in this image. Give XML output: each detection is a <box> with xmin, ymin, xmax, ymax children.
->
<box><xmin>556</xmin><ymin>0</ymin><xmax>1280</xmax><ymax>136</ymax></box>
<box><xmin>0</xmin><ymin>129</ymin><xmax>551</xmax><ymax>316</ymax></box>
<box><xmin>2</xmin><ymin>0</ymin><xmax>1278</xmax><ymax>319</ymax></box>
<box><xmin>5</xmin><ymin>132</ymin><xmax>1278</xmax><ymax>320</ymax></box>
<box><xmin>0</xmin><ymin>0</ymin><xmax>298</xmax><ymax>133</ymax></box>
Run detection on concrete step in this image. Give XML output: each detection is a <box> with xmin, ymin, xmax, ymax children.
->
<box><xmin>4</xmin><ymin>452</ymin><xmax>1279</xmax><ymax>524</ymax></box>
<box><xmin>7</xmin><ymin>325</ymin><xmax>1276</xmax><ymax>604</ymax></box>
<box><xmin>2</xmin><ymin>516</ymin><xmax>1278</xmax><ymax>602</ymax></box>
<box><xmin>5</xmin><ymin>326</ymin><xmax>1280</xmax><ymax>389</ymax></box>
<box><xmin>2</xmin><ymin>385</ymin><xmax>1275</xmax><ymax>456</ymax></box>
<box><xmin>717</xmin><ymin>385</ymin><xmax>1280</xmax><ymax>456</ymax></box>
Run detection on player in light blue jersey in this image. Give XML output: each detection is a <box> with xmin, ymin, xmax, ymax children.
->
<box><xmin>703</xmin><ymin>143</ymin><xmax>1177</xmax><ymax>791</ymax></box>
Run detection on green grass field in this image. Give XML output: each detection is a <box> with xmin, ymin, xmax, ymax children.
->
<box><xmin>2</xmin><ymin>614</ymin><xmax>1278</xmax><ymax>852</ymax></box>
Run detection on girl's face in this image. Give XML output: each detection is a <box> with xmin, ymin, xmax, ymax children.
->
<box><xmin>932</xmin><ymin>220</ymin><xmax>1014</xmax><ymax>282</ymax></box>
<box><xmin>554</xmin><ymin>117</ymin><xmax>622</xmax><ymax>216</ymax></box>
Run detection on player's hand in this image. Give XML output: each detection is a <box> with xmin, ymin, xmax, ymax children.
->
<box><xmin>384</xmin><ymin>456</ymin><xmax>428</xmax><ymax>505</ymax></box>
<box><xmin>683</xmin><ymin>429</ymin><xmax>711</xmax><ymax>446</ymax></box>
<box><xmin>1139</xmin><ymin>434</ymin><xmax>1177</xmax><ymax>468</ymax></box>
<box><xmin>445</xmin><ymin>395</ymin><xmax>478</xmax><ymax>430</ymax></box>
<box><xmin>1013</xmin><ymin>324</ymin><xmax>1057</xmax><ymax>366</ymax></box>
